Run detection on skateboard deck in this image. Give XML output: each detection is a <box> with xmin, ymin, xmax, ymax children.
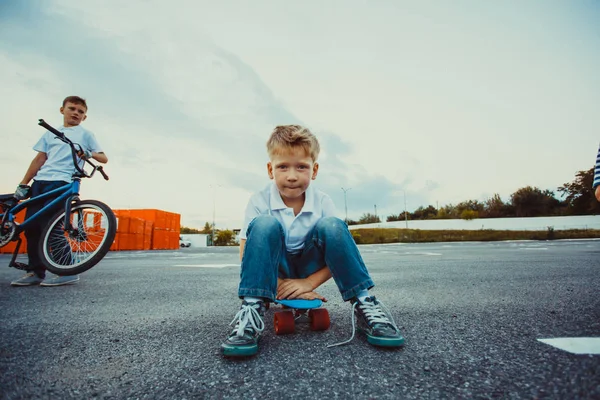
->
<box><xmin>274</xmin><ymin>298</ymin><xmax>323</xmax><ymax>309</ymax></box>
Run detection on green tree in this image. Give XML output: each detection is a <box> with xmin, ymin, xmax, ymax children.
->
<box><xmin>214</xmin><ymin>229</ymin><xmax>235</xmax><ymax>246</ymax></box>
<box><xmin>180</xmin><ymin>226</ymin><xmax>201</xmax><ymax>234</ymax></box>
<box><xmin>386</xmin><ymin>212</ymin><xmax>409</xmax><ymax>222</ymax></box>
<box><xmin>455</xmin><ymin>200</ymin><xmax>484</xmax><ymax>216</ymax></box>
<box><xmin>510</xmin><ymin>186</ymin><xmax>560</xmax><ymax>217</ymax></box>
<box><xmin>438</xmin><ymin>204</ymin><xmax>458</xmax><ymax>219</ymax></box>
<box><xmin>558</xmin><ymin>167</ymin><xmax>600</xmax><ymax>215</ymax></box>
<box><xmin>411</xmin><ymin>205</ymin><xmax>437</xmax><ymax>220</ymax></box>
<box><xmin>482</xmin><ymin>194</ymin><xmax>510</xmax><ymax>218</ymax></box>
<box><xmin>460</xmin><ymin>209</ymin><xmax>479</xmax><ymax>220</ymax></box>
<box><xmin>435</xmin><ymin>207</ymin><xmax>450</xmax><ymax>219</ymax></box>
<box><xmin>200</xmin><ymin>222</ymin><xmax>213</xmax><ymax>234</ymax></box>
<box><xmin>358</xmin><ymin>213</ymin><xmax>381</xmax><ymax>224</ymax></box>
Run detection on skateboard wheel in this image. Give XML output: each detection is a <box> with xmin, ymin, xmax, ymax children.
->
<box><xmin>274</xmin><ymin>311</ymin><xmax>295</xmax><ymax>335</ymax></box>
<box><xmin>308</xmin><ymin>308</ymin><xmax>330</xmax><ymax>331</ymax></box>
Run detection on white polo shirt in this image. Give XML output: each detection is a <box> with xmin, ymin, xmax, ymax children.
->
<box><xmin>33</xmin><ymin>125</ymin><xmax>103</xmax><ymax>182</ymax></box>
<box><xmin>240</xmin><ymin>183</ymin><xmax>338</xmax><ymax>252</ymax></box>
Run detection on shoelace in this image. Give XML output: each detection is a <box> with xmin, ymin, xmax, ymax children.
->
<box><xmin>327</xmin><ymin>298</ymin><xmax>397</xmax><ymax>348</ymax></box>
<box><xmin>229</xmin><ymin>303</ymin><xmax>265</xmax><ymax>337</ymax></box>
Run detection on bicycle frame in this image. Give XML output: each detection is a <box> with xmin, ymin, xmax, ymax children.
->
<box><xmin>2</xmin><ymin>179</ymin><xmax>81</xmax><ymax>234</ymax></box>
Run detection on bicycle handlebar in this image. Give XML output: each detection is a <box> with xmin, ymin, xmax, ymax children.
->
<box><xmin>38</xmin><ymin>119</ymin><xmax>109</xmax><ymax>181</ymax></box>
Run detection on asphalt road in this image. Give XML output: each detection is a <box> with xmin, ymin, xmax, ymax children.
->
<box><xmin>1</xmin><ymin>240</ymin><xmax>599</xmax><ymax>399</ymax></box>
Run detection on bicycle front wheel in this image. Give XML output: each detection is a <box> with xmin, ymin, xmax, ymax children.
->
<box><xmin>38</xmin><ymin>200</ymin><xmax>117</xmax><ymax>276</ymax></box>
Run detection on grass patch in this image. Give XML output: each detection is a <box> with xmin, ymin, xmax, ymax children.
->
<box><xmin>350</xmin><ymin>228</ymin><xmax>600</xmax><ymax>244</ymax></box>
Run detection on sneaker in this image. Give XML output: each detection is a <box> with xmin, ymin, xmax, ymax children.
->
<box><xmin>221</xmin><ymin>301</ymin><xmax>266</xmax><ymax>357</ymax></box>
<box><xmin>328</xmin><ymin>295</ymin><xmax>405</xmax><ymax>348</ymax></box>
<box><xmin>11</xmin><ymin>272</ymin><xmax>44</xmax><ymax>286</ymax></box>
<box><xmin>40</xmin><ymin>274</ymin><xmax>80</xmax><ymax>287</ymax></box>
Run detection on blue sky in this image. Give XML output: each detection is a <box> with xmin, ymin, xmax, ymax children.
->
<box><xmin>1</xmin><ymin>0</ymin><xmax>599</xmax><ymax>229</ymax></box>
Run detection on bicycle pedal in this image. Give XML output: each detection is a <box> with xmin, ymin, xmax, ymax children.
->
<box><xmin>10</xmin><ymin>262</ymin><xmax>29</xmax><ymax>271</ymax></box>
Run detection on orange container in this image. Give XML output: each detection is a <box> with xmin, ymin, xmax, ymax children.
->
<box><xmin>168</xmin><ymin>231</ymin><xmax>179</xmax><ymax>249</ymax></box>
<box><xmin>151</xmin><ymin>230</ymin><xmax>167</xmax><ymax>250</ymax></box>
<box><xmin>127</xmin><ymin>209</ymin><xmax>168</xmax><ymax>230</ymax></box>
<box><xmin>143</xmin><ymin>233</ymin><xmax>152</xmax><ymax>250</ymax></box>
<box><xmin>110</xmin><ymin>234</ymin><xmax>120</xmax><ymax>251</ymax></box>
<box><xmin>169</xmin><ymin>213</ymin><xmax>181</xmax><ymax>232</ymax></box>
<box><xmin>1</xmin><ymin>208</ymin><xmax>27</xmax><ymax>254</ymax></box>
<box><xmin>129</xmin><ymin>218</ymin><xmax>144</xmax><ymax>235</ymax></box>
<box><xmin>118</xmin><ymin>233</ymin><xmax>134</xmax><ymax>251</ymax></box>
<box><xmin>144</xmin><ymin>220</ymin><xmax>153</xmax><ymax>235</ymax></box>
<box><xmin>116</xmin><ymin>216</ymin><xmax>130</xmax><ymax>233</ymax></box>
<box><xmin>0</xmin><ymin>235</ymin><xmax>27</xmax><ymax>254</ymax></box>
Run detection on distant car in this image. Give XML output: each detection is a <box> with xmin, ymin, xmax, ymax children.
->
<box><xmin>179</xmin><ymin>236</ymin><xmax>191</xmax><ymax>248</ymax></box>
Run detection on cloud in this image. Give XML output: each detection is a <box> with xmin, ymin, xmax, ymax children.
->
<box><xmin>0</xmin><ymin>0</ymin><xmax>413</xmax><ymax>227</ymax></box>
<box><xmin>2</xmin><ymin>0</ymin><xmax>599</xmax><ymax>228</ymax></box>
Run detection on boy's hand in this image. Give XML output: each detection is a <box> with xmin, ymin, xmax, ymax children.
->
<box><xmin>77</xmin><ymin>149</ymin><xmax>93</xmax><ymax>160</ymax></box>
<box><xmin>14</xmin><ymin>184</ymin><xmax>31</xmax><ymax>200</ymax></box>
<box><xmin>277</xmin><ymin>278</ymin><xmax>314</xmax><ymax>300</ymax></box>
<box><xmin>297</xmin><ymin>291</ymin><xmax>327</xmax><ymax>302</ymax></box>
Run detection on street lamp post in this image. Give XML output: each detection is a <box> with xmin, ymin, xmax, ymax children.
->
<box><xmin>210</xmin><ymin>184</ymin><xmax>222</xmax><ymax>245</ymax></box>
<box><xmin>341</xmin><ymin>187</ymin><xmax>352</xmax><ymax>223</ymax></box>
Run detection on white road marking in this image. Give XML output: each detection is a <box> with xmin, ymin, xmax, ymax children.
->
<box><xmin>173</xmin><ymin>264</ymin><xmax>239</xmax><ymax>268</ymax></box>
<box><xmin>537</xmin><ymin>337</ymin><xmax>600</xmax><ymax>355</ymax></box>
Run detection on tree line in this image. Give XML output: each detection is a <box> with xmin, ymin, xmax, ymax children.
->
<box><xmin>180</xmin><ymin>222</ymin><xmax>237</xmax><ymax>246</ymax></box>
<box><xmin>349</xmin><ymin>167</ymin><xmax>600</xmax><ymax>225</ymax></box>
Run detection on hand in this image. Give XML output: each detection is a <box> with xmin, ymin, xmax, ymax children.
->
<box><xmin>596</xmin><ymin>186</ymin><xmax>600</xmax><ymax>202</ymax></box>
<box><xmin>297</xmin><ymin>291</ymin><xmax>327</xmax><ymax>302</ymax></box>
<box><xmin>14</xmin><ymin>184</ymin><xmax>31</xmax><ymax>200</ymax></box>
<box><xmin>277</xmin><ymin>278</ymin><xmax>314</xmax><ymax>300</ymax></box>
<box><xmin>78</xmin><ymin>149</ymin><xmax>93</xmax><ymax>160</ymax></box>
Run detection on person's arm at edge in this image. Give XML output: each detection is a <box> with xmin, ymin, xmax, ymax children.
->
<box><xmin>239</xmin><ymin>239</ymin><xmax>245</xmax><ymax>261</ymax></box>
<box><xmin>594</xmin><ymin>144</ymin><xmax>600</xmax><ymax>202</ymax></box>
<box><xmin>20</xmin><ymin>152</ymin><xmax>47</xmax><ymax>185</ymax></box>
<box><xmin>92</xmin><ymin>152</ymin><xmax>108</xmax><ymax>164</ymax></box>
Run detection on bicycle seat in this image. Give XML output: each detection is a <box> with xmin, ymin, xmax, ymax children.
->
<box><xmin>0</xmin><ymin>194</ymin><xmax>16</xmax><ymax>201</ymax></box>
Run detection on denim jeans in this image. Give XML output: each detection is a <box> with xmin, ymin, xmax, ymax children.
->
<box><xmin>238</xmin><ymin>215</ymin><xmax>374</xmax><ymax>301</ymax></box>
<box><xmin>24</xmin><ymin>180</ymin><xmax>69</xmax><ymax>278</ymax></box>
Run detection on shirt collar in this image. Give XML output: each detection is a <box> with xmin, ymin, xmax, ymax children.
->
<box><xmin>269</xmin><ymin>182</ymin><xmax>316</xmax><ymax>214</ymax></box>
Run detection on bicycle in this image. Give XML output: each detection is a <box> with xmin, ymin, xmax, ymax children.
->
<box><xmin>0</xmin><ymin>119</ymin><xmax>117</xmax><ymax>276</ymax></box>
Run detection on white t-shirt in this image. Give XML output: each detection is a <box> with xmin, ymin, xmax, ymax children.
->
<box><xmin>240</xmin><ymin>182</ymin><xmax>338</xmax><ymax>252</ymax></box>
<box><xmin>33</xmin><ymin>125</ymin><xmax>103</xmax><ymax>182</ymax></box>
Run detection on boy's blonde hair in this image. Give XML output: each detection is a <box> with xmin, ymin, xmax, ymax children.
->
<box><xmin>63</xmin><ymin>95</ymin><xmax>88</xmax><ymax>110</ymax></box>
<box><xmin>266</xmin><ymin>125</ymin><xmax>320</xmax><ymax>161</ymax></box>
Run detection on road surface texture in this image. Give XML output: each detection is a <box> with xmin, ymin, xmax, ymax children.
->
<box><xmin>1</xmin><ymin>240</ymin><xmax>599</xmax><ymax>399</ymax></box>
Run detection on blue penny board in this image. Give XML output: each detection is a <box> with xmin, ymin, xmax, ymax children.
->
<box><xmin>274</xmin><ymin>299</ymin><xmax>323</xmax><ymax>309</ymax></box>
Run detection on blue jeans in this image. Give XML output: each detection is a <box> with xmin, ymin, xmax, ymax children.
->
<box><xmin>238</xmin><ymin>216</ymin><xmax>374</xmax><ymax>302</ymax></box>
<box><xmin>24</xmin><ymin>180</ymin><xmax>69</xmax><ymax>278</ymax></box>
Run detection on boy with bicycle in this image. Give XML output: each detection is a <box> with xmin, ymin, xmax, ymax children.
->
<box><xmin>221</xmin><ymin>125</ymin><xmax>404</xmax><ymax>357</ymax></box>
<box><xmin>11</xmin><ymin>96</ymin><xmax>108</xmax><ymax>287</ymax></box>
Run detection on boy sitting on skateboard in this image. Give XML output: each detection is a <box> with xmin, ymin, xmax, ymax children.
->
<box><xmin>221</xmin><ymin>125</ymin><xmax>404</xmax><ymax>357</ymax></box>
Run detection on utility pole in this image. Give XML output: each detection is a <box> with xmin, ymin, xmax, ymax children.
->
<box><xmin>210</xmin><ymin>184</ymin><xmax>222</xmax><ymax>246</ymax></box>
<box><xmin>341</xmin><ymin>187</ymin><xmax>351</xmax><ymax>223</ymax></box>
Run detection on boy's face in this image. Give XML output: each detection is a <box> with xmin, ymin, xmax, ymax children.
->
<box><xmin>60</xmin><ymin>101</ymin><xmax>87</xmax><ymax>127</ymax></box>
<box><xmin>267</xmin><ymin>148</ymin><xmax>319</xmax><ymax>204</ymax></box>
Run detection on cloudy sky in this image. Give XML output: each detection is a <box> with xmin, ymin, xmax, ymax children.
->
<box><xmin>1</xmin><ymin>1</ymin><xmax>599</xmax><ymax>229</ymax></box>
